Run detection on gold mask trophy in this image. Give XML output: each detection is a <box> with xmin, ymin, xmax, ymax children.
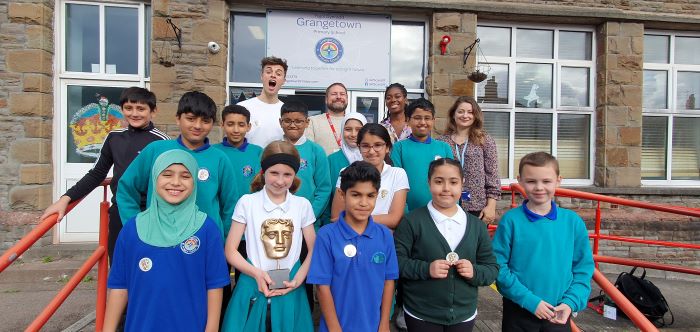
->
<box><xmin>261</xmin><ymin>218</ymin><xmax>294</xmax><ymax>289</ymax></box>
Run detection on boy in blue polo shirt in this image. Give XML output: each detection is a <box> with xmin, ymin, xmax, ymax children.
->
<box><xmin>391</xmin><ymin>98</ymin><xmax>453</xmax><ymax>211</ymax></box>
<box><xmin>308</xmin><ymin>161</ymin><xmax>398</xmax><ymax>332</ymax></box>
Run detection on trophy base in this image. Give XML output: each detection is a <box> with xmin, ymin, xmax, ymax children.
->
<box><xmin>268</xmin><ymin>268</ymin><xmax>290</xmax><ymax>290</ymax></box>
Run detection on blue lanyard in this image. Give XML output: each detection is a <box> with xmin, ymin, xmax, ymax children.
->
<box><xmin>454</xmin><ymin>142</ymin><xmax>468</xmax><ymax>168</ymax></box>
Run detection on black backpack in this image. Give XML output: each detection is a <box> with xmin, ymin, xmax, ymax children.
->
<box><xmin>613</xmin><ymin>267</ymin><xmax>674</xmax><ymax>327</ymax></box>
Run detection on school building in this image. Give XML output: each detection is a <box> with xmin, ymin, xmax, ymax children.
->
<box><xmin>0</xmin><ymin>0</ymin><xmax>698</xmax><ymax>273</ymax></box>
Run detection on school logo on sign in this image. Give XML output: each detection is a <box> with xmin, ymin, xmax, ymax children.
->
<box><xmin>315</xmin><ymin>38</ymin><xmax>344</xmax><ymax>63</ymax></box>
<box><xmin>180</xmin><ymin>236</ymin><xmax>200</xmax><ymax>254</ymax></box>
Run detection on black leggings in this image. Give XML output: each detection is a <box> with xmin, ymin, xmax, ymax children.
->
<box><xmin>405</xmin><ymin>313</ymin><xmax>475</xmax><ymax>332</ymax></box>
<box><xmin>502</xmin><ymin>298</ymin><xmax>572</xmax><ymax>332</ymax></box>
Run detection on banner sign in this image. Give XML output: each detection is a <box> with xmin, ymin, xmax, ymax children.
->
<box><xmin>267</xmin><ymin>10</ymin><xmax>391</xmax><ymax>90</ymax></box>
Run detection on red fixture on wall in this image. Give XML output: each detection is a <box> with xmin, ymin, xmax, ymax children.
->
<box><xmin>439</xmin><ymin>35</ymin><xmax>451</xmax><ymax>55</ymax></box>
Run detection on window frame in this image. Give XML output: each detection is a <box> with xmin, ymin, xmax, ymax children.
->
<box><xmin>642</xmin><ymin>30</ymin><xmax>700</xmax><ymax>187</ymax></box>
<box><xmin>476</xmin><ymin>22</ymin><xmax>596</xmax><ymax>186</ymax></box>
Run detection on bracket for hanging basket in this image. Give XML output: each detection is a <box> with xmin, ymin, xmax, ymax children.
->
<box><xmin>463</xmin><ymin>38</ymin><xmax>491</xmax><ymax>83</ymax></box>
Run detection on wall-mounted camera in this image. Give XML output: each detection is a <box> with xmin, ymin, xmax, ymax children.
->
<box><xmin>207</xmin><ymin>41</ymin><xmax>221</xmax><ymax>54</ymax></box>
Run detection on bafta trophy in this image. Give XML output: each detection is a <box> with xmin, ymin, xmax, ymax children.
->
<box><xmin>261</xmin><ymin>218</ymin><xmax>294</xmax><ymax>290</ymax></box>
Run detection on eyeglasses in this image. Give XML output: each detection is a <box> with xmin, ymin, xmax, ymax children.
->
<box><xmin>359</xmin><ymin>143</ymin><xmax>387</xmax><ymax>152</ymax></box>
<box><xmin>281</xmin><ymin>119</ymin><xmax>306</xmax><ymax>126</ymax></box>
<box><xmin>410</xmin><ymin>116</ymin><xmax>434</xmax><ymax>122</ymax></box>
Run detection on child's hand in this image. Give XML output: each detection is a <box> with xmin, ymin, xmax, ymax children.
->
<box><xmin>429</xmin><ymin>259</ymin><xmax>450</xmax><ymax>279</ymax></box>
<box><xmin>534</xmin><ymin>300</ymin><xmax>556</xmax><ymax>320</ymax></box>
<box><xmin>254</xmin><ymin>269</ymin><xmax>274</xmax><ymax>297</ymax></box>
<box><xmin>550</xmin><ymin>303</ymin><xmax>572</xmax><ymax>324</ymax></box>
<box><xmin>270</xmin><ymin>279</ymin><xmax>300</xmax><ymax>297</ymax></box>
<box><xmin>455</xmin><ymin>259</ymin><xmax>474</xmax><ymax>279</ymax></box>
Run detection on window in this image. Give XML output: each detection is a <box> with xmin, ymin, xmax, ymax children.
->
<box><xmin>227</xmin><ymin>11</ymin><xmax>426</xmax><ymax>105</ymax></box>
<box><xmin>476</xmin><ymin>24</ymin><xmax>595</xmax><ymax>184</ymax></box>
<box><xmin>642</xmin><ymin>32</ymin><xmax>700</xmax><ymax>185</ymax></box>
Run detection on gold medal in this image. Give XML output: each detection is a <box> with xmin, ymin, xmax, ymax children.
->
<box><xmin>446</xmin><ymin>252</ymin><xmax>459</xmax><ymax>264</ymax></box>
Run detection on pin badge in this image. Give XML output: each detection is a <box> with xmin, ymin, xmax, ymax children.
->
<box><xmin>344</xmin><ymin>244</ymin><xmax>357</xmax><ymax>258</ymax></box>
<box><xmin>446</xmin><ymin>252</ymin><xmax>459</xmax><ymax>264</ymax></box>
<box><xmin>139</xmin><ymin>257</ymin><xmax>152</xmax><ymax>272</ymax></box>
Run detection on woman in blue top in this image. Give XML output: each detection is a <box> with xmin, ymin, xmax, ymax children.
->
<box><xmin>105</xmin><ymin>150</ymin><xmax>230</xmax><ymax>332</ymax></box>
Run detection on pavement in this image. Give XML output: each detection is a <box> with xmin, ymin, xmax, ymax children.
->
<box><xmin>1</xmin><ymin>245</ymin><xmax>699</xmax><ymax>332</ymax></box>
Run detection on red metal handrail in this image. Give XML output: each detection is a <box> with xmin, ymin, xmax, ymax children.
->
<box><xmin>0</xmin><ymin>179</ymin><xmax>111</xmax><ymax>332</ymax></box>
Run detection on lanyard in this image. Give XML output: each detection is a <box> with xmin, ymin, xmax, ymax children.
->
<box><xmin>326</xmin><ymin>113</ymin><xmax>342</xmax><ymax>147</ymax></box>
<box><xmin>454</xmin><ymin>142</ymin><xmax>468</xmax><ymax>169</ymax></box>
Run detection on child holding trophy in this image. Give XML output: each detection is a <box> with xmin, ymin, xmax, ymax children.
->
<box><xmin>222</xmin><ymin>140</ymin><xmax>316</xmax><ymax>331</ymax></box>
<box><xmin>394</xmin><ymin>158</ymin><xmax>498</xmax><ymax>331</ymax></box>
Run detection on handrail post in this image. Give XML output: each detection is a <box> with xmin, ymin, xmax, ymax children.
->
<box><xmin>95</xmin><ymin>187</ymin><xmax>110</xmax><ymax>332</ymax></box>
<box><xmin>594</xmin><ymin>200</ymin><xmax>601</xmax><ymax>268</ymax></box>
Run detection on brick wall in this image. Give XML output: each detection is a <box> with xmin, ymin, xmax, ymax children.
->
<box><xmin>0</xmin><ymin>1</ymin><xmax>54</xmax><ymax>249</ymax></box>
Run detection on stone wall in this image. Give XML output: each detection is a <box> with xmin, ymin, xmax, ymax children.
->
<box><xmin>0</xmin><ymin>1</ymin><xmax>54</xmax><ymax>249</ymax></box>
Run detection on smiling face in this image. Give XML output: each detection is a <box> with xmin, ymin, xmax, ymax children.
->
<box><xmin>156</xmin><ymin>164</ymin><xmax>194</xmax><ymax>205</ymax></box>
<box><xmin>408</xmin><ymin>108</ymin><xmax>434</xmax><ymax>139</ymax></box>
<box><xmin>264</xmin><ymin>163</ymin><xmax>296</xmax><ymax>197</ymax></box>
<box><xmin>518</xmin><ymin>164</ymin><xmax>561</xmax><ymax>207</ymax></box>
<box><xmin>261</xmin><ymin>64</ymin><xmax>286</xmax><ymax>97</ymax></box>
<box><xmin>176</xmin><ymin>113</ymin><xmax>214</xmax><ymax>149</ymax></box>
<box><xmin>453</xmin><ymin>102</ymin><xmax>475</xmax><ymax>130</ymax></box>
<box><xmin>222</xmin><ymin>113</ymin><xmax>251</xmax><ymax>147</ymax></box>
<box><xmin>342</xmin><ymin>119</ymin><xmax>363</xmax><ymax>148</ymax></box>
<box><xmin>385</xmin><ymin>87</ymin><xmax>407</xmax><ymax>116</ymax></box>
<box><xmin>261</xmin><ymin>218</ymin><xmax>294</xmax><ymax>259</ymax></box>
<box><xmin>429</xmin><ymin>164</ymin><xmax>463</xmax><ymax>210</ymax></box>
<box><xmin>279</xmin><ymin>112</ymin><xmax>309</xmax><ymax>143</ymax></box>
<box><xmin>359</xmin><ymin>133</ymin><xmax>389</xmax><ymax>169</ymax></box>
<box><xmin>326</xmin><ymin>84</ymin><xmax>348</xmax><ymax>114</ymax></box>
<box><xmin>121</xmin><ymin>101</ymin><xmax>154</xmax><ymax>129</ymax></box>
<box><xmin>340</xmin><ymin>181</ymin><xmax>377</xmax><ymax>224</ymax></box>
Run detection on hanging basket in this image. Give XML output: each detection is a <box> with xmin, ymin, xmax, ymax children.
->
<box><xmin>463</xmin><ymin>38</ymin><xmax>492</xmax><ymax>83</ymax></box>
<box><xmin>468</xmin><ymin>70</ymin><xmax>488</xmax><ymax>83</ymax></box>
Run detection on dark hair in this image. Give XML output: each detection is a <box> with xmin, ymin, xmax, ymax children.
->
<box><xmin>384</xmin><ymin>83</ymin><xmax>407</xmax><ymax>98</ymax></box>
<box><xmin>428</xmin><ymin>158</ymin><xmax>463</xmax><ymax>180</ymax></box>
<box><xmin>119</xmin><ymin>87</ymin><xmax>156</xmax><ymax>111</ymax></box>
<box><xmin>357</xmin><ymin>123</ymin><xmax>393</xmax><ymax>166</ymax></box>
<box><xmin>221</xmin><ymin>104</ymin><xmax>251</xmax><ymax>123</ymax></box>
<box><xmin>176</xmin><ymin>91</ymin><xmax>217</xmax><ymax>122</ymax></box>
<box><xmin>261</xmin><ymin>56</ymin><xmax>288</xmax><ymax>75</ymax></box>
<box><xmin>518</xmin><ymin>151</ymin><xmax>560</xmax><ymax>176</ymax></box>
<box><xmin>445</xmin><ymin>96</ymin><xmax>486</xmax><ymax>145</ymax></box>
<box><xmin>406</xmin><ymin>98</ymin><xmax>435</xmax><ymax>118</ymax></box>
<box><xmin>280</xmin><ymin>100</ymin><xmax>308</xmax><ymax>117</ymax></box>
<box><xmin>251</xmin><ymin>141</ymin><xmax>302</xmax><ymax>193</ymax></box>
<box><xmin>339</xmin><ymin>161</ymin><xmax>381</xmax><ymax>192</ymax></box>
<box><xmin>326</xmin><ymin>82</ymin><xmax>347</xmax><ymax>95</ymax></box>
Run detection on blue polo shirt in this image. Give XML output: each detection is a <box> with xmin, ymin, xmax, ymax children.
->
<box><xmin>307</xmin><ymin>212</ymin><xmax>399</xmax><ymax>332</ymax></box>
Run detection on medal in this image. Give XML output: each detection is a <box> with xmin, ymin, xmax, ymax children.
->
<box><xmin>344</xmin><ymin>244</ymin><xmax>357</xmax><ymax>258</ymax></box>
<box><xmin>446</xmin><ymin>252</ymin><xmax>459</xmax><ymax>264</ymax></box>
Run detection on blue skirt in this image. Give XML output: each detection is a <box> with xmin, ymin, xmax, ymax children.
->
<box><xmin>222</xmin><ymin>261</ymin><xmax>313</xmax><ymax>332</ymax></box>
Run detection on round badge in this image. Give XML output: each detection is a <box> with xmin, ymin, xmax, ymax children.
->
<box><xmin>139</xmin><ymin>257</ymin><xmax>152</xmax><ymax>272</ymax></box>
<box><xmin>446</xmin><ymin>252</ymin><xmax>459</xmax><ymax>264</ymax></box>
<box><xmin>198</xmin><ymin>168</ymin><xmax>210</xmax><ymax>181</ymax></box>
<box><xmin>343</xmin><ymin>244</ymin><xmax>357</xmax><ymax>258</ymax></box>
<box><xmin>371</xmin><ymin>252</ymin><xmax>386</xmax><ymax>264</ymax></box>
<box><xmin>315</xmin><ymin>37</ymin><xmax>344</xmax><ymax>64</ymax></box>
<box><xmin>180</xmin><ymin>236</ymin><xmax>200</xmax><ymax>254</ymax></box>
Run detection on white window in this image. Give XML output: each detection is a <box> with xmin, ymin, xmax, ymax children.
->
<box><xmin>642</xmin><ymin>32</ymin><xmax>700</xmax><ymax>186</ymax></box>
<box><xmin>476</xmin><ymin>24</ymin><xmax>595</xmax><ymax>184</ymax></box>
<box><xmin>227</xmin><ymin>10</ymin><xmax>427</xmax><ymax>120</ymax></box>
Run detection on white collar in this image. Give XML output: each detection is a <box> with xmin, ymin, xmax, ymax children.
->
<box><xmin>380</xmin><ymin>162</ymin><xmax>391</xmax><ymax>175</ymax></box>
<box><xmin>427</xmin><ymin>200</ymin><xmax>466</xmax><ymax>225</ymax></box>
<box><xmin>286</xmin><ymin>135</ymin><xmax>307</xmax><ymax>146</ymax></box>
<box><xmin>262</xmin><ymin>186</ymin><xmax>291</xmax><ymax>213</ymax></box>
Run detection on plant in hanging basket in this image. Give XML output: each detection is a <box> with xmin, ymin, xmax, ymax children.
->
<box><xmin>468</xmin><ymin>70</ymin><xmax>488</xmax><ymax>83</ymax></box>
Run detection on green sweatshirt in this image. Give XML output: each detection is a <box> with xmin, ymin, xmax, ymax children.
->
<box><xmin>213</xmin><ymin>138</ymin><xmax>263</xmax><ymax>197</ymax></box>
<box><xmin>117</xmin><ymin>137</ymin><xmax>239</xmax><ymax>238</ymax></box>
<box><xmin>293</xmin><ymin>139</ymin><xmax>332</xmax><ymax>220</ymax></box>
<box><xmin>318</xmin><ymin>150</ymin><xmax>350</xmax><ymax>227</ymax></box>
<box><xmin>394</xmin><ymin>206</ymin><xmax>499</xmax><ymax>325</ymax></box>
<box><xmin>390</xmin><ymin>136</ymin><xmax>453</xmax><ymax>211</ymax></box>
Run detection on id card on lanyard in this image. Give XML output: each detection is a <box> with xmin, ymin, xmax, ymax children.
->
<box><xmin>326</xmin><ymin>113</ymin><xmax>342</xmax><ymax>148</ymax></box>
<box><xmin>455</xmin><ymin>142</ymin><xmax>471</xmax><ymax>202</ymax></box>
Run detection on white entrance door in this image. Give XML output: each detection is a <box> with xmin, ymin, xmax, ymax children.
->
<box><xmin>349</xmin><ymin>91</ymin><xmax>385</xmax><ymax>123</ymax></box>
<box><xmin>56</xmin><ymin>80</ymin><xmax>135</xmax><ymax>242</ymax></box>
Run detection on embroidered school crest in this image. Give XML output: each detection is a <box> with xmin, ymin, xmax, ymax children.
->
<box><xmin>315</xmin><ymin>37</ymin><xmax>344</xmax><ymax>64</ymax></box>
<box><xmin>299</xmin><ymin>158</ymin><xmax>308</xmax><ymax>170</ymax></box>
<box><xmin>139</xmin><ymin>257</ymin><xmax>152</xmax><ymax>272</ymax></box>
<box><xmin>380</xmin><ymin>189</ymin><xmax>388</xmax><ymax>199</ymax></box>
<box><xmin>242</xmin><ymin>165</ymin><xmax>254</xmax><ymax>177</ymax></box>
<box><xmin>198</xmin><ymin>168</ymin><xmax>210</xmax><ymax>181</ymax></box>
<box><xmin>69</xmin><ymin>95</ymin><xmax>127</xmax><ymax>158</ymax></box>
<box><xmin>180</xmin><ymin>236</ymin><xmax>200</xmax><ymax>254</ymax></box>
<box><xmin>371</xmin><ymin>252</ymin><xmax>386</xmax><ymax>264</ymax></box>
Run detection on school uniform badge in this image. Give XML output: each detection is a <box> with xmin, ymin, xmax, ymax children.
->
<box><xmin>299</xmin><ymin>158</ymin><xmax>308</xmax><ymax>170</ymax></box>
<box><xmin>371</xmin><ymin>252</ymin><xmax>386</xmax><ymax>264</ymax></box>
<box><xmin>180</xmin><ymin>236</ymin><xmax>200</xmax><ymax>254</ymax></box>
<box><xmin>198</xmin><ymin>168</ymin><xmax>210</xmax><ymax>181</ymax></box>
<box><xmin>139</xmin><ymin>257</ymin><xmax>152</xmax><ymax>272</ymax></box>
<box><xmin>242</xmin><ymin>165</ymin><xmax>254</xmax><ymax>177</ymax></box>
<box><xmin>380</xmin><ymin>189</ymin><xmax>388</xmax><ymax>199</ymax></box>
